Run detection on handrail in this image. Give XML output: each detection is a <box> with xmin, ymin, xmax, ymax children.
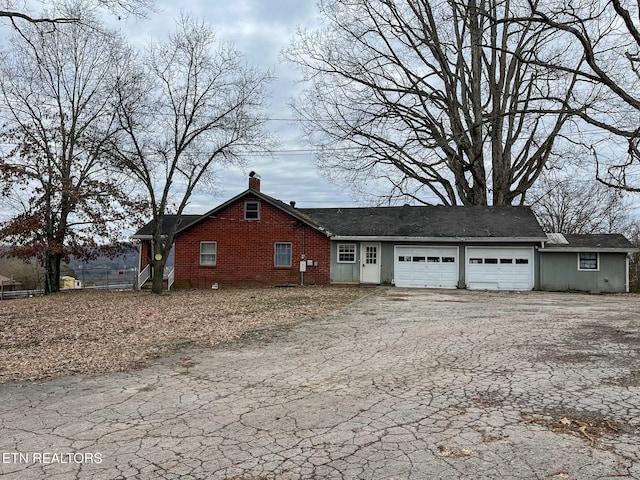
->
<box><xmin>167</xmin><ymin>268</ymin><xmax>175</xmax><ymax>291</ymax></box>
<box><xmin>138</xmin><ymin>264</ymin><xmax>150</xmax><ymax>289</ymax></box>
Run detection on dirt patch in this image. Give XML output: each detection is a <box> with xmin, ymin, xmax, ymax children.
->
<box><xmin>0</xmin><ymin>286</ymin><xmax>368</xmax><ymax>383</ymax></box>
<box><xmin>579</xmin><ymin>324</ymin><xmax>640</xmax><ymax>345</ymax></box>
<box><xmin>603</xmin><ymin>370</ymin><xmax>640</xmax><ymax>387</ymax></box>
<box><xmin>522</xmin><ymin>410</ymin><xmax>634</xmax><ymax>447</ymax></box>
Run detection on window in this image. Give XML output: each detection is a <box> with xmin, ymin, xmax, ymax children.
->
<box><xmin>338</xmin><ymin>244</ymin><xmax>356</xmax><ymax>263</ymax></box>
<box><xmin>244</xmin><ymin>201</ymin><xmax>260</xmax><ymax>220</ymax></box>
<box><xmin>485</xmin><ymin>258</ymin><xmax>498</xmax><ymax>264</ymax></box>
<box><xmin>427</xmin><ymin>256</ymin><xmax>440</xmax><ymax>262</ymax></box>
<box><xmin>274</xmin><ymin>242</ymin><xmax>292</xmax><ymax>267</ymax></box>
<box><xmin>200</xmin><ymin>242</ymin><xmax>217</xmax><ymax>266</ymax></box>
<box><xmin>398</xmin><ymin>256</ymin><xmax>411</xmax><ymax>262</ymax></box>
<box><xmin>500</xmin><ymin>258</ymin><xmax>513</xmax><ymax>264</ymax></box>
<box><xmin>412</xmin><ymin>256</ymin><xmax>426</xmax><ymax>262</ymax></box>
<box><xmin>515</xmin><ymin>258</ymin><xmax>529</xmax><ymax>265</ymax></box>
<box><xmin>442</xmin><ymin>257</ymin><xmax>455</xmax><ymax>263</ymax></box>
<box><xmin>469</xmin><ymin>258</ymin><xmax>483</xmax><ymax>264</ymax></box>
<box><xmin>579</xmin><ymin>252</ymin><xmax>598</xmax><ymax>270</ymax></box>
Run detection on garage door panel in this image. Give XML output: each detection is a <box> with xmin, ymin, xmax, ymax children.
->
<box><xmin>466</xmin><ymin>247</ymin><xmax>533</xmax><ymax>290</ymax></box>
<box><xmin>395</xmin><ymin>246</ymin><xmax>458</xmax><ymax>288</ymax></box>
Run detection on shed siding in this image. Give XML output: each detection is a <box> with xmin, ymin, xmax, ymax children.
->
<box><xmin>539</xmin><ymin>252</ymin><xmax>628</xmax><ymax>292</ymax></box>
<box><xmin>173</xmin><ymin>195</ymin><xmax>331</xmax><ymax>288</ymax></box>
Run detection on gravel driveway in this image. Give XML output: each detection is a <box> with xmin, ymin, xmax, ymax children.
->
<box><xmin>1</xmin><ymin>288</ymin><xmax>639</xmax><ymax>479</ymax></box>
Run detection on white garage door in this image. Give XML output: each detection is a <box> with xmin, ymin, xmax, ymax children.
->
<box><xmin>394</xmin><ymin>246</ymin><xmax>458</xmax><ymax>288</ymax></box>
<box><xmin>466</xmin><ymin>247</ymin><xmax>533</xmax><ymax>290</ymax></box>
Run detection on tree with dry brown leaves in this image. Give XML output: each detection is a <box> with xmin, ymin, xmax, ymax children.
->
<box><xmin>0</xmin><ymin>7</ymin><xmax>146</xmax><ymax>293</ymax></box>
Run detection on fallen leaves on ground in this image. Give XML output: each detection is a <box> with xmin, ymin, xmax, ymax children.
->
<box><xmin>0</xmin><ymin>286</ymin><xmax>368</xmax><ymax>383</ymax></box>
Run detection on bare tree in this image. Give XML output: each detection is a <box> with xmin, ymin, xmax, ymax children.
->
<box><xmin>528</xmin><ymin>0</ymin><xmax>640</xmax><ymax>192</ymax></box>
<box><xmin>529</xmin><ymin>171</ymin><xmax>631</xmax><ymax>234</ymax></box>
<box><xmin>0</xmin><ymin>0</ymin><xmax>152</xmax><ymax>25</ymax></box>
<box><xmin>285</xmin><ymin>0</ymin><xmax>582</xmax><ymax>206</ymax></box>
<box><xmin>108</xmin><ymin>16</ymin><xmax>275</xmax><ymax>294</ymax></box>
<box><xmin>0</xmin><ymin>8</ymin><xmax>144</xmax><ymax>293</ymax></box>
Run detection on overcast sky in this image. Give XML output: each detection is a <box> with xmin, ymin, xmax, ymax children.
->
<box><xmin>117</xmin><ymin>0</ymin><xmax>356</xmax><ymax>213</ymax></box>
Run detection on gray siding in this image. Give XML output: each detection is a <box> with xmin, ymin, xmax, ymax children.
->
<box><xmin>329</xmin><ymin>240</ymin><xmax>541</xmax><ymax>289</ymax></box>
<box><xmin>330</xmin><ymin>241</ymin><xmax>360</xmax><ymax>283</ymax></box>
<box><xmin>540</xmin><ymin>252</ymin><xmax>628</xmax><ymax>293</ymax></box>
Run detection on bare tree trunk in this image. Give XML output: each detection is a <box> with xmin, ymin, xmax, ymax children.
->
<box><xmin>44</xmin><ymin>253</ymin><xmax>61</xmax><ymax>294</ymax></box>
<box><xmin>151</xmin><ymin>260</ymin><xmax>165</xmax><ymax>295</ymax></box>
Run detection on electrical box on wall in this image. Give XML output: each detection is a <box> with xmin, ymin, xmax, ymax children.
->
<box><xmin>307</xmin><ymin>259</ymin><xmax>313</xmax><ymax>266</ymax></box>
<box><xmin>299</xmin><ymin>261</ymin><xmax>307</xmax><ymax>272</ymax></box>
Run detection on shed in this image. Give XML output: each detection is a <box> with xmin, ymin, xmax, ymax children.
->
<box><xmin>539</xmin><ymin>233</ymin><xmax>637</xmax><ymax>293</ymax></box>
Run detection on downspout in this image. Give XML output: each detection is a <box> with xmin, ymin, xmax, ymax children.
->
<box><xmin>626</xmin><ymin>253</ymin><xmax>630</xmax><ymax>293</ymax></box>
<box><xmin>301</xmin><ymin>224</ymin><xmax>306</xmax><ymax>286</ymax></box>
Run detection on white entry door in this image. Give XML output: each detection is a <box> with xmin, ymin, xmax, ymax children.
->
<box><xmin>360</xmin><ymin>243</ymin><xmax>381</xmax><ymax>284</ymax></box>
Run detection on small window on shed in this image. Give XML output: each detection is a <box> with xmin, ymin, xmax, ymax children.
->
<box><xmin>244</xmin><ymin>201</ymin><xmax>260</xmax><ymax>220</ymax></box>
<box><xmin>578</xmin><ymin>252</ymin><xmax>598</xmax><ymax>271</ymax></box>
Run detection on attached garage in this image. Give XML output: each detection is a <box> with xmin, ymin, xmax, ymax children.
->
<box><xmin>394</xmin><ymin>246</ymin><xmax>458</xmax><ymax>288</ymax></box>
<box><xmin>466</xmin><ymin>247</ymin><xmax>534</xmax><ymax>290</ymax></box>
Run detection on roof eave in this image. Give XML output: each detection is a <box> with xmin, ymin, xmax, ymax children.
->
<box><xmin>330</xmin><ymin>235</ymin><xmax>547</xmax><ymax>243</ymax></box>
<box><xmin>541</xmin><ymin>247</ymin><xmax>638</xmax><ymax>253</ymax></box>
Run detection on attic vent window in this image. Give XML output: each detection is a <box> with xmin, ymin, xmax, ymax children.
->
<box><xmin>244</xmin><ymin>201</ymin><xmax>260</xmax><ymax>220</ymax></box>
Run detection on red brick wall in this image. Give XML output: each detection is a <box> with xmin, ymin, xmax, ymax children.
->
<box><xmin>139</xmin><ymin>240</ymin><xmax>151</xmax><ymax>271</ymax></box>
<box><xmin>173</xmin><ymin>195</ymin><xmax>331</xmax><ymax>288</ymax></box>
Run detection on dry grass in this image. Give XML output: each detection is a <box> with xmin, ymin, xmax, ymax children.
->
<box><xmin>0</xmin><ymin>286</ymin><xmax>368</xmax><ymax>384</ymax></box>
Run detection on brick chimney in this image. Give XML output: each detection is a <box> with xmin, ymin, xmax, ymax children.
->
<box><xmin>248</xmin><ymin>171</ymin><xmax>260</xmax><ymax>191</ymax></box>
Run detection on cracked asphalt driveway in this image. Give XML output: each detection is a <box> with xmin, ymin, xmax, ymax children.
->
<box><xmin>2</xmin><ymin>288</ymin><xmax>640</xmax><ymax>479</ymax></box>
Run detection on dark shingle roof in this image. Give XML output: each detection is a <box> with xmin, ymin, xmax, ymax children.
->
<box><xmin>299</xmin><ymin>205</ymin><xmax>546</xmax><ymax>239</ymax></box>
<box><xmin>546</xmin><ymin>233</ymin><xmax>636</xmax><ymax>250</ymax></box>
<box><xmin>133</xmin><ymin>215</ymin><xmax>201</xmax><ymax>237</ymax></box>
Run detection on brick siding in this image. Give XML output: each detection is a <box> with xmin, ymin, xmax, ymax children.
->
<box><xmin>173</xmin><ymin>195</ymin><xmax>331</xmax><ymax>288</ymax></box>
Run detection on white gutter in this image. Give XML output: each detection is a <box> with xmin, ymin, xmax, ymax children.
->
<box><xmin>627</xmin><ymin>254</ymin><xmax>631</xmax><ymax>293</ymax></box>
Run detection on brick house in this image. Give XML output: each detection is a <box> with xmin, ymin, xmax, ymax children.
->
<box><xmin>133</xmin><ymin>175</ymin><xmax>636</xmax><ymax>292</ymax></box>
<box><xmin>133</xmin><ymin>175</ymin><xmax>332</xmax><ymax>288</ymax></box>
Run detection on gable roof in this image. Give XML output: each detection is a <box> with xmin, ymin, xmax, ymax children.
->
<box><xmin>132</xmin><ymin>189</ymin><xmax>328</xmax><ymax>239</ymax></box>
<box><xmin>543</xmin><ymin>233</ymin><xmax>637</xmax><ymax>252</ymax></box>
<box><xmin>299</xmin><ymin>205</ymin><xmax>547</xmax><ymax>241</ymax></box>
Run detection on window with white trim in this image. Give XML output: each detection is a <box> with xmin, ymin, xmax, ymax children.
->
<box><xmin>274</xmin><ymin>242</ymin><xmax>292</xmax><ymax>267</ymax></box>
<box><xmin>578</xmin><ymin>252</ymin><xmax>598</xmax><ymax>270</ymax></box>
<box><xmin>337</xmin><ymin>244</ymin><xmax>356</xmax><ymax>263</ymax></box>
<box><xmin>244</xmin><ymin>201</ymin><xmax>260</xmax><ymax>220</ymax></box>
<box><xmin>200</xmin><ymin>241</ymin><xmax>217</xmax><ymax>265</ymax></box>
